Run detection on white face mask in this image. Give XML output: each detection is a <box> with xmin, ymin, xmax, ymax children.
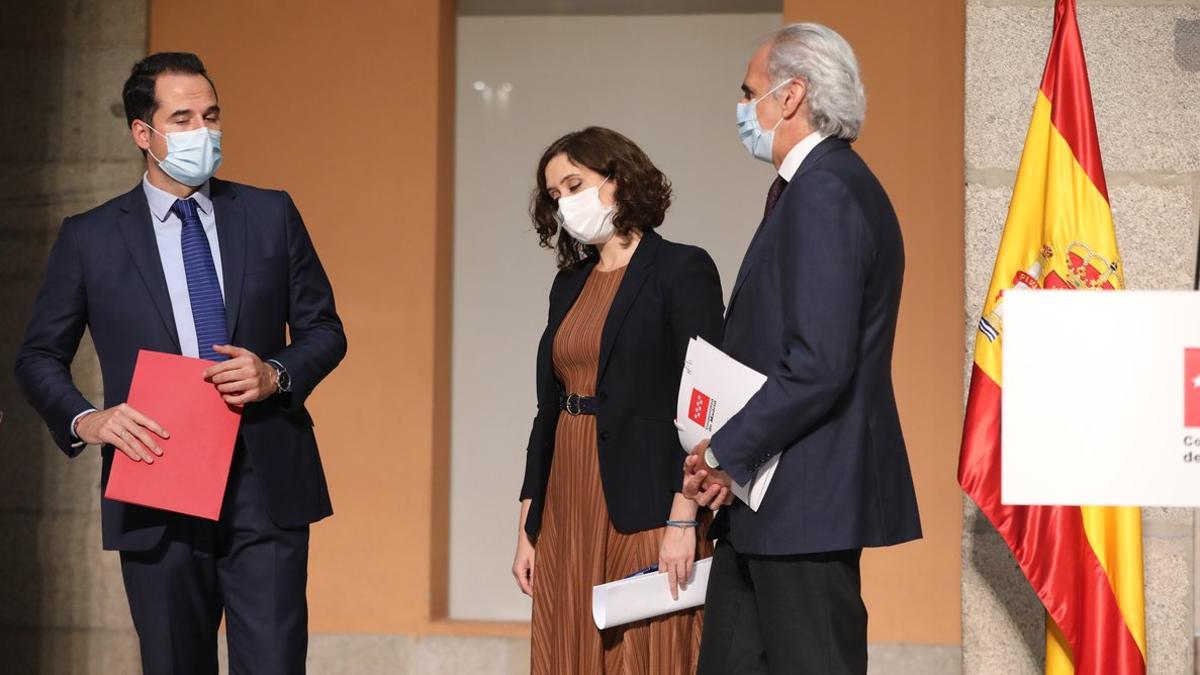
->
<box><xmin>145</xmin><ymin>123</ymin><xmax>223</xmax><ymax>187</ymax></box>
<box><xmin>557</xmin><ymin>176</ymin><xmax>615</xmax><ymax>245</ymax></box>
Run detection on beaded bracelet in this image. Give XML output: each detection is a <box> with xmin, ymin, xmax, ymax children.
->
<box><xmin>666</xmin><ymin>519</ymin><xmax>700</xmax><ymax>529</ymax></box>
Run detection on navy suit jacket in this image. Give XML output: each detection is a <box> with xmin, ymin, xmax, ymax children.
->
<box><xmin>711</xmin><ymin>138</ymin><xmax>922</xmax><ymax>556</ymax></box>
<box><xmin>14</xmin><ymin>178</ymin><xmax>346</xmax><ymax>551</ymax></box>
<box><xmin>520</xmin><ymin>230</ymin><xmax>724</xmax><ymax>538</ymax></box>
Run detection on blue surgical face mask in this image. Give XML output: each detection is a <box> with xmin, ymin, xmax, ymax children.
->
<box><xmin>146</xmin><ymin>124</ymin><xmax>223</xmax><ymax>187</ymax></box>
<box><xmin>736</xmin><ymin>79</ymin><xmax>791</xmax><ymax>163</ymax></box>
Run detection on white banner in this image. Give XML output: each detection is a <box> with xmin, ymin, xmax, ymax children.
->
<box><xmin>1002</xmin><ymin>290</ymin><xmax>1200</xmax><ymax>507</ymax></box>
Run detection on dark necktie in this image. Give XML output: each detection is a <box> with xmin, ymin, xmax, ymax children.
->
<box><xmin>732</xmin><ymin>175</ymin><xmax>791</xmax><ymax>297</ymax></box>
<box><xmin>764</xmin><ymin>175</ymin><xmax>789</xmax><ymax>219</ymax></box>
<box><xmin>172</xmin><ymin>198</ymin><xmax>229</xmax><ymax>361</ymax></box>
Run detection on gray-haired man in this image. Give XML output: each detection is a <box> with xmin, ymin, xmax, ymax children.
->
<box><xmin>683</xmin><ymin>23</ymin><xmax>922</xmax><ymax>674</ymax></box>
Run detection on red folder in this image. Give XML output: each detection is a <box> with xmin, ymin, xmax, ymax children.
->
<box><xmin>104</xmin><ymin>350</ymin><xmax>242</xmax><ymax>520</ymax></box>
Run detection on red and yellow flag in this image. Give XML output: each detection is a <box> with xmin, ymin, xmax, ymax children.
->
<box><xmin>958</xmin><ymin>1</ymin><xmax>1146</xmax><ymax>673</ymax></box>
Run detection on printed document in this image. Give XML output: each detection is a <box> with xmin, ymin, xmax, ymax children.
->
<box><xmin>675</xmin><ymin>337</ymin><xmax>775</xmax><ymax>511</ymax></box>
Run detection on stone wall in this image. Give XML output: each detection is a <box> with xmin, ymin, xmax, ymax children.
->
<box><xmin>0</xmin><ymin>0</ymin><xmax>148</xmax><ymax>673</ymax></box>
<box><xmin>963</xmin><ymin>1</ymin><xmax>1200</xmax><ymax>673</ymax></box>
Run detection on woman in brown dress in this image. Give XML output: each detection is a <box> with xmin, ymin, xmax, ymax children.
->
<box><xmin>512</xmin><ymin>127</ymin><xmax>725</xmax><ymax>674</ymax></box>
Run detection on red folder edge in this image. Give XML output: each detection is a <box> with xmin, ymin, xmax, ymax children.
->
<box><xmin>103</xmin><ymin>350</ymin><xmax>242</xmax><ymax>520</ymax></box>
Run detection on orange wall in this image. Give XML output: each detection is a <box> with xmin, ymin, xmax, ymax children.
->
<box><xmin>152</xmin><ymin>0</ymin><xmax>964</xmax><ymax>643</ymax></box>
<box><xmin>784</xmin><ymin>0</ymin><xmax>967</xmax><ymax>644</ymax></box>
<box><xmin>149</xmin><ymin>0</ymin><xmax>475</xmax><ymax>634</ymax></box>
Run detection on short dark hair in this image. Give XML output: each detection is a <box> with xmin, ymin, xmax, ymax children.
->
<box><xmin>530</xmin><ymin>127</ymin><xmax>673</xmax><ymax>270</ymax></box>
<box><xmin>122</xmin><ymin>52</ymin><xmax>216</xmax><ymax>128</ymax></box>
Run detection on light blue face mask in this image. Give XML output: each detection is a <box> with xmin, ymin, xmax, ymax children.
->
<box><xmin>146</xmin><ymin>124</ymin><xmax>223</xmax><ymax>187</ymax></box>
<box><xmin>736</xmin><ymin>79</ymin><xmax>792</xmax><ymax>163</ymax></box>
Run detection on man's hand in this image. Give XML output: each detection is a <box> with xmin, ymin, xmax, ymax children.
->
<box><xmin>682</xmin><ymin>440</ymin><xmax>735</xmax><ymax>510</ymax></box>
<box><xmin>75</xmin><ymin>404</ymin><xmax>169</xmax><ymax>464</ymax></box>
<box><xmin>681</xmin><ymin>443</ymin><xmax>706</xmax><ymax>499</ymax></box>
<box><xmin>203</xmin><ymin>345</ymin><xmax>278</xmax><ymax>405</ymax></box>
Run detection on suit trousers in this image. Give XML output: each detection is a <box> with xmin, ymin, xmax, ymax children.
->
<box><xmin>697</xmin><ymin>540</ymin><xmax>867</xmax><ymax>675</ymax></box>
<box><xmin>119</xmin><ymin>444</ymin><xmax>310</xmax><ymax>675</ymax></box>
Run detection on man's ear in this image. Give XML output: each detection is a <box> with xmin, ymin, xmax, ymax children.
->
<box><xmin>130</xmin><ymin>119</ymin><xmax>152</xmax><ymax>152</ymax></box>
<box><xmin>780</xmin><ymin>79</ymin><xmax>807</xmax><ymax>121</ymax></box>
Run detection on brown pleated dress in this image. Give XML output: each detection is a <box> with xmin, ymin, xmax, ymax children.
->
<box><xmin>531</xmin><ymin>266</ymin><xmax>707</xmax><ymax>675</ymax></box>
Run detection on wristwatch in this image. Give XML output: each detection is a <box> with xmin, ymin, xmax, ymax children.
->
<box><xmin>704</xmin><ymin>446</ymin><xmax>721</xmax><ymax>470</ymax></box>
<box><xmin>267</xmin><ymin>359</ymin><xmax>292</xmax><ymax>394</ymax></box>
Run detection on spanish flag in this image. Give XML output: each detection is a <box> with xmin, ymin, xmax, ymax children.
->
<box><xmin>957</xmin><ymin>1</ymin><xmax>1146</xmax><ymax>673</ymax></box>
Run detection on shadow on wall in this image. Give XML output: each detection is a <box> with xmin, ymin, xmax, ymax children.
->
<box><xmin>0</xmin><ymin>0</ymin><xmax>143</xmax><ymax>672</ymax></box>
<box><xmin>0</xmin><ymin>1</ymin><xmax>68</xmax><ymax>670</ymax></box>
<box><xmin>965</xmin><ymin>506</ymin><xmax>1045</xmax><ymax>672</ymax></box>
<box><xmin>1175</xmin><ymin>19</ymin><xmax>1200</xmax><ymax>73</ymax></box>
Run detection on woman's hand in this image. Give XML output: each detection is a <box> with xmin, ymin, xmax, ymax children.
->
<box><xmin>659</xmin><ymin>525</ymin><xmax>697</xmax><ymax>601</ymax></box>
<box><xmin>513</xmin><ymin>529</ymin><xmax>536</xmax><ymax>596</ymax></box>
<box><xmin>513</xmin><ymin>500</ymin><xmax>536</xmax><ymax>596</ymax></box>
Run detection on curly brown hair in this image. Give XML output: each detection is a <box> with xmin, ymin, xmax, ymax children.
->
<box><xmin>530</xmin><ymin>127</ymin><xmax>673</xmax><ymax>269</ymax></box>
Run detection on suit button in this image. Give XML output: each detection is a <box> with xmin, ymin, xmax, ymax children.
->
<box><xmin>599</xmin><ymin>431</ymin><xmax>610</xmax><ymax>441</ymax></box>
<box><xmin>598</xmin><ymin>392</ymin><xmax>608</xmax><ymax>402</ymax></box>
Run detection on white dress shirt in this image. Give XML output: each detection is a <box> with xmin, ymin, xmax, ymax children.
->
<box><xmin>777</xmin><ymin>131</ymin><xmax>832</xmax><ymax>182</ymax></box>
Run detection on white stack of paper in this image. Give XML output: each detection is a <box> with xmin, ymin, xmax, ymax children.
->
<box><xmin>592</xmin><ymin>558</ymin><xmax>712</xmax><ymax>629</ymax></box>
<box><xmin>676</xmin><ymin>337</ymin><xmax>775</xmax><ymax>511</ymax></box>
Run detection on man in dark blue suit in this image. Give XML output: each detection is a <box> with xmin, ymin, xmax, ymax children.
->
<box><xmin>14</xmin><ymin>52</ymin><xmax>345</xmax><ymax>674</ymax></box>
<box><xmin>683</xmin><ymin>24</ymin><xmax>922</xmax><ymax>675</ymax></box>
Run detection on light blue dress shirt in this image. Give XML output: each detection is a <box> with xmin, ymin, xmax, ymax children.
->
<box><xmin>142</xmin><ymin>174</ymin><xmax>226</xmax><ymax>358</ymax></box>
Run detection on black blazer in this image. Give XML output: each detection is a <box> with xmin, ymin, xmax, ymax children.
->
<box><xmin>711</xmin><ymin>137</ymin><xmax>922</xmax><ymax>556</ymax></box>
<box><xmin>14</xmin><ymin>178</ymin><xmax>347</xmax><ymax>552</ymax></box>
<box><xmin>520</xmin><ymin>229</ymin><xmax>724</xmax><ymax>538</ymax></box>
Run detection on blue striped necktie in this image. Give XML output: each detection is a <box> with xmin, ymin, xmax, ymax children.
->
<box><xmin>172</xmin><ymin>198</ymin><xmax>229</xmax><ymax>361</ymax></box>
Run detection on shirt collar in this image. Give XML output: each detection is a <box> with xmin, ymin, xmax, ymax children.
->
<box><xmin>777</xmin><ymin>131</ymin><xmax>831</xmax><ymax>182</ymax></box>
<box><xmin>142</xmin><ymin>173</ymin><xmax>213</xmax><ymax>223</ymax></box>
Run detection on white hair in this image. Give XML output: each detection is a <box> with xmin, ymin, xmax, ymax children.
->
<box><xmin>765</xmin><ymin>23</ymin><xmax>866</xmax><ymax>141</ymax></box>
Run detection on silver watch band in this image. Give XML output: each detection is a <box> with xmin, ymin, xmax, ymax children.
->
<box><xmin>704</xmin><ymin>446</ymin><xmax>721</xmax><ymax>470</ymax></box>
<box><xmin>267</xmin><ymin>359</ymin><xmax>291</xmax><ymax>394</ymax></box>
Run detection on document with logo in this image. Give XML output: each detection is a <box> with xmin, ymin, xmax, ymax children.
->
<box><xmin>676</xmin><ymin>337</ymin><xmax>774</xmax><ymax>511</ymax></box>
<box><xmin>104</xmin><ymin>350</ymin><xmax>242</xmax><ymax>520</ymax></box>
<box><xmin>592</xmin><ymin>557</ymin><xmax>712</xmax><ymax>629</ymax></box>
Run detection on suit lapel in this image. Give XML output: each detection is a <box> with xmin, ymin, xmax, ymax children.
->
<box><xmin>211</xmin><ymin>179</ymin><xmax>247</xmax><ymax>340</ymax></box>
<box><xmin>726</xmin><ymin>137</ymin><xmax>850</xmax><ymax>318</ymax></box>
<box><xmin>727</xmin><ymin>207</ymin><xmax>780</xmax><ymax>314</ymax></box>
<box><xmin>596</xmin><ymin>231</ymin><xmax>659</xmax><ymax>385</ymax></box>
<box><xmin>116</xmin><ymin>186</ymin><xmax>181</xmax><ymax>351</ymax></box>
